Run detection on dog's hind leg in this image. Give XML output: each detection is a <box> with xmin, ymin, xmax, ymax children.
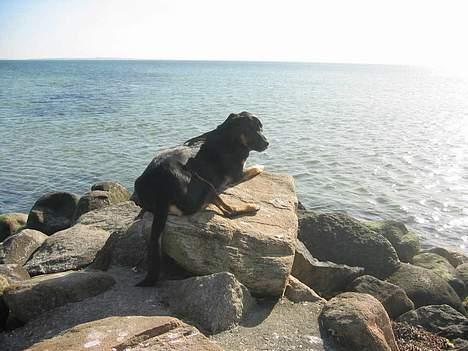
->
<box><xmin>212</xmin><ymin>193</ymin><xmax>260</xmax><ymax>217</ymax></box>
<box><xmin>136</xmin><ymin>205</ymin><xmax>169</xmax><ymax>287</ymax></box>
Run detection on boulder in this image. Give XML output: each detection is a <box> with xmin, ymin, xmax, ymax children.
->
<box><xmin>0</xmin><ymin>275</ymin><xmax>9</xmax><ymax>329</ymax></box>
<box><xmin>0</xmin><ymin>213</ymin><xmax>28</xmax><ymax>241</ymax></box>
<box><xmin>0</xmin><ymin>229</ymin><xmax>48</xmax><ymax>265</ymax></box>
<box><xmin>151</xmin><ymin>172</ymin><xmax>297</xmax><ymax>296</ymax></box>
<box><xmin>0</xmin><ymin>263</ymin><xmax>30</xmax><ymax>282</ymax></box>
<box><xmin>73</xmin><ymin>181</ymin><xmax>131</xmax><ymax>220</ymax></box>
<box><xmin>3</xmin><ymin>270</ymin><xmax>115</xmax><ymax>323</ymax></box>
<box><xmin>397</xmin><ymin>304</ymin><xmax>467</xmax><ymax>339</ymax></box>
<box><xmin>26</xmin><ymin>192</ymin><xmax>80</xmax><ymax>235</ymax></box>
<box><xmin>24</xmin><ymin>224</ymin><xmax>111</xmax><ymax>276</ymax></box>
<box><xmin>284</xmin><ymin>275</ymin><xmax>325</xmax><ymax>303</ymax></box>
<box><xmin>292</xmin><ymin>239</ymin><xmax>364</xmax><ymax>298</ymax></box>
<box><xmin>425</xmin><ymin>247</ymin><xmax>467</xmax><ymax>268</ymax></box>
<box><xmin>366</xmin><ymin>220</ymin><xmax>420</xmax><ymax>262</ymax></box>
<box><xmin>348</xmin><ymin>275</ymin><xmax>414</xmax><ymax>319</ymax></box>
<box><xmin>27</xmin><ymin>315</ymin><xmax>223</xmax><ymax>351</ymax></box>
<box><xmin>299</xmin><ymin>212</ymin><xmax>400</xmax><ymax>279</ymax></box>
<box><xmin>320</xmin><ymin>292</ymin><xmax>399</xmax><ymax>351</ymax></box>
<box><xmin>456</xmin><ymin>263</ymin><xmax>468</xmax><ymax>296</ymax></box>
<box><xmin>386</xmin><ymin>263</ymin><xmax>465</xmax><ymax>314</ymax></box>
<box><xmin>160</xmin><ymin>272</ymin><xmax>254</xmax><ymax>333</ymax></box>
<box><xmin>412</xmin><ymin>252</ymin><xmax>465</xmax><ymax>298</ymax></box>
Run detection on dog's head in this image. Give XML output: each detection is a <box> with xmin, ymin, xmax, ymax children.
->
<box><xmin>219</xmin><ymin>111</ymin><xmax>269</xmax><ymax>152</ymax></box>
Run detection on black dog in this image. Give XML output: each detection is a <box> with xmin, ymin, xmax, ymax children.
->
<box><xmin>133</xmin><ymin>111</ymin><xmax>269</xmax><ymax>286</ymax></box>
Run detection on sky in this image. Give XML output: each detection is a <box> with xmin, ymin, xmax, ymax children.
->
<box><xmin>1</xmin><ymin>0</ymin><xmax>468</xmax><ymax>68</ymax></box>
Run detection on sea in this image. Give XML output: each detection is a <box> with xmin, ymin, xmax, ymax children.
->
<box><xmin>1</xmin><ymin>60</ymin><xmax>467</xmax><ymax>252</ymax></box>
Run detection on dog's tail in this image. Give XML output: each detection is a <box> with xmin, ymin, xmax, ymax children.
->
<box><xmin>136</xmin><ymin>204</ymin><xmax>169</xmax><ymax>287</ymax></box>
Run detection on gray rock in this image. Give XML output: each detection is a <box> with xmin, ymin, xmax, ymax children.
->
<box><xmin>0</xmin><ymin>213</ymin><xmax>28</xmax><ymax>242</ymax></box>
<box><xmin>320</xmin><ymin>292</ymin><xmax>399</xmax><ymax>351</ymax></box>
<box><xmin>348</xmin><ymin>275</ymin><xmax>414</xmax><ymax>318</ymax></box>
<box><xmin>0</xmin><ymin>229</ymin><xmax>48</xmax><ymax>265</ymax></box>
<box><xmin>425</xmin><ymin>247</ymin><xmax>467</xmax><ymax>268</ymax></box>
<box><xmin>27</xmin><ymin>192</ymin><xmax>80</xmax><ymax>235</ymax></box>
<box><xmin>0</xmin><ymin>263</ymin><xmax>30</xmax><ymax>282</ymax></box>
<box><xmin>397</xmin><ymin>304</ymin><xmax>467</xmax><ymax>339</ymax></box>
<box><xmin>161</xmin><ymin>272</ymin><xmax>254</xmax><ymax>333</ymax></box>
<box><xmin>366</xmin><ymin>220</ymin><xmax>420</xmax><ymax>263</ymax></box>
<box><xmin>292</xmin><ymin>240</ymin><xmax>364</xmax><ymax>298</ymax></box>
<box><xmin>77</xmin><ymin>200</ymin><xmax>141</xmax><ymax>233</ymax></box>
<box><xmin>456</xmin><ymin>263</ymin><xmax>468</xmax><ymax>296</ymax></box>
<box><xmin>24</xmin><ymin>224</ymin><xmax>111</xmax><ymax>276</ymax></box>
<box><xmin>284</xmin><ymin>275</ymin><xmax>326</xmax><ymax>303</ymax></box>
<box><xmin>3</xmin><ymin>270</ymin><xmax>115</xmax><ymax>323</ymax></box>
<box><xmin>299</xmin><ymin>212</ymin><xmax>400</xmax><ymax>279</ymax></box>
<box><xmin>73</xmin><ymin>181</ymin><xmax>131</xmax><ymax>220</ymax></box>
<box><xmin>386</xmin><ymin>263</ymin><xmax>465</xmax><ymax>314</ymax></box>
<box><xmin>413</xmin><ymin>252</ymin><xmax>465</xmax><ymax>298</ymax></box>
<box><xmin>152</xmin><ymin>172</ymin><xmax>297</xmax><ymax>296</ymax></box>
<box><xmin>27</xmin><ymin>316</ymin><xmax>223</xmax><ymax>351</ymax></box>
<box><xmin>0</xmin><ymin>275</ymin><xmax>10</xmax><ymax>329</ymax></box>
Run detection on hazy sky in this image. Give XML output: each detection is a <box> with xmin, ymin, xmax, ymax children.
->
<box><xmin>1</xmin><ymin>0</ymin><xmax>468</xmax><ymax>67</ymax></box>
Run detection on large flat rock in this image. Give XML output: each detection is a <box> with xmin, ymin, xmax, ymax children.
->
<box><xmin>27</xmin><ymin>316</ymin><xmax>223</xmax><ymax>351</ymax></box>
<box><xmin>160</xmin><ymin>172</ymin><xmax>298</xmax><ymax>296</ymax></box>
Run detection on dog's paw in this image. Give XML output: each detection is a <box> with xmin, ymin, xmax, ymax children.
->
<box><xmin>245</xmin><ymin>203</ymin><xmax>260</xmax><ymax>213</ymax></box>
<box><xmin>251</xmin><ymin>165</ymin><xmax>265</xmax><ymax>174</ymax></box>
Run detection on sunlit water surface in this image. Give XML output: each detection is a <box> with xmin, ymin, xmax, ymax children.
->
<box><xmin>1</xmin><ymin>60</ymin><xmax>467</xmax><ymax>252</ymax></box>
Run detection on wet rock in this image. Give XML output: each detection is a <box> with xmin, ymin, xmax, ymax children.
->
<box><xmin>366</xmin><ymin>220</ymin><xmax>420</xmax><ymax>262</ymax></box>
<box><xmin>0</xmin><ymin>229</ymin><xmax>48</xmax><ymax>265</ymax></box>
<box><xmin>24</xmin><ymin>224</ymin><xmax>111</xmax><ymax>276</ymax></box>
<box><xmin>152</xmin><ymin>172</ymin><xmax>298</xmax><ymax>297</ymax></box>
<box><xmin>0</xmin><ymin>213</ymin><xmax>28</xmax><ymax>241</ymax></box>
<box><xmin>161</xmin><ymin>272</ymin><xmax>253</xmax><ymax>333</ymax></box>
<box><xmin>348</xmin><ymin>275</ymin><xmax>414</xmax><ymax>319</ymax></box>
<box><xmin>292</xmin><ymin>239</ymin><xmax>364</xmax><ymax>298</ymax></box>
<box><xmin>299</xmin><ymin>211</ymin><xmax>400</xmax><ymax>279</ymax></box>
<box><xmin>425</xmin><ymin>247</ymin><xmax>467</xmax><ymax>268</ymax></box>
<box><xmin>397</xmin><ymin>304</ymin><xmax>467</xmax><ymax>339</ymax></box>
<box><xmin>284</xmin><ymin>275</ymin><xmax>326</xmax><ymax>303</ymax></box>
<box><xmin>3</xmin><ymin>270</ymin><xmax>115</xmax><ymax>323</ymax></box>
<box><xmin>26</xmin><ymin>192</ymin><xmax>79</xmax><ymax>235</ymax></box>
<box><xmin>0</xmin><ymin>263</ymin><xmax>30</xmax><ymax>282</ymax></box>
<box><xmin>386</xmin><ymin>263</ymin><xmax>465</xmax><ymax>314</ymax></box>
<box><xmin>320</xmin><ymin>292</ymin><xmax>399</xmax><ymax>351</ymax></box>
<box><xmin>413</xmin><ymin>252</ymin><xmax>465</xmax><ymax>298</ymax></box>
<box><xmin>27</xmin><ymin>315</ymin><xmax>223</xmax><ymax>351</ymax></box>
<box><xmin>73</xmin><ymin>181</ymin><xmax>131</xmax><ymax>220</ymax></box>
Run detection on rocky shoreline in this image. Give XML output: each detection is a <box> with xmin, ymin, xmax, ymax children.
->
<box><xmin>0</xmin><ymin>173</ymin><xmax>467</xmax><ymax>350</ymax></box>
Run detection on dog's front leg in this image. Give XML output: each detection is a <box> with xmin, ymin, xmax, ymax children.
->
<box><xmin>242</xmin><ymin>165</ymin><xmax>264</xmax><ymax>182</ymax></box>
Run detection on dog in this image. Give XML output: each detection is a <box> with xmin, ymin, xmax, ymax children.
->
<box><xmin>133</xmin><ymin>111</ymin><xmax>269</xmax><ymax>286</ymax></box>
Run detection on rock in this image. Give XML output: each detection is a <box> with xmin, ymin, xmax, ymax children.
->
<box><xmin>397</xmin><ymin>304</ymin><xmax>467</xmax><ymax>339</ymax></box>
<box><xmin>292</xmin><ymin>239</ymin><xmax>364</xmax><ymax>298</ymax></box>
<box><xmin>386</xmin><ymin>263</ymin><xmax>465</xmax><ymax>314</ymax></box>
<box><xmin>73</xmin><ymin>181</ymin><xmax>131</xmax><ymax>220</ymax></box>
<box><xmin>27</xmin><ymin>315</ymin><xmax>223</xmax><ymax>351</ymax></box>
<box><xmin>425</xmin><ymin>247</ymin><xmax>467</xmax><ymax>268</ymax></box>
<box><xmin>3</xmin><ymin>270</ymin><xmax>115</xmax><ymax>323</ymax></box>
<box><xmin>284</xmin><ymin>275</ymin><xmax>326</xmax><ymax>303</ymax></box>
<box><xmin>26</xmin><ymin>192</ymin><xmax>80</xmax><ymax>235</ymax></box>
<box><xmin>24</xmin><ymin>224</ymin><xmax>111</xmax><ymax>276</ymax></box>
<box><xmin>456</xmin><ymin>263</ymin><xmax>468</xmax><ymax>297</ymax></box>
<box><xmin>0</xmin><ymin>213</ymin><xmax>27</xmax><ymax>241</ymax></box>
<box><xmin>348</xmin><ymin>275</ymin><xmax>414</xmax><ymax>319</ymax></box>
<box><xmin>366</xmin><ymin>220</ymin><xmax>420</xmax><ymax>262</ymax></box>
<box><xmin>413</xmin><ymin>252</ymin><xmax>465</xmax><ymax>298</ymax></box>
<box><xmin>299</xmin><ymin>211</ymin><xmax>400</xmax><ymax>279</ymax></box>
<box><xmin>320</xmin><ymin>292</ymin><xmax>399</xmax><ymax>351</ymax></box>
<box><xmin>152</xmin><ymin>172</ymin><xmax>297</xmax><ymax>297</ymax></box>
<box><xmin>160</xmin><ymin>272</ymin><xmax>254</xmax><ymax>333</ymax></box>
<box><xmin>392</xmin><ymin>321</ymin><xmax>452</xmax><ymax>351</ymax></box>
<box><xmin>0</xmin><ymin>263</ymin><xmax>30</xmax><ymax>282</ymax></box>
<box><xmin>0</xmin><ymin>229</ymin><xmax>48</xmax><ymax>265</ymax></box>
<box><xmin>91</xmin><ymin>181</ymin><xmax>131</xmax><ymax>202</ymax></box>
<box><xmin>0</xmin><ymin>275</ymin><xmax>10</xmax><ymax>329</ymax></box>
<box><xmin>77</xmin><ymin>200</ymin><xmax>141</xmax><ymax>233</ymax></box>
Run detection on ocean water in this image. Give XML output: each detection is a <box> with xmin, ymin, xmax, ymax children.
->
<box><xmin>1</xmin><ymin>60</ymin><xmax>467</xmax><ymax>252</ymax></box>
